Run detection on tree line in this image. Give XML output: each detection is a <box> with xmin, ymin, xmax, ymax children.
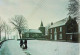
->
<box><xmin>0</xmin><ymin>15</ymin><xmax>28</xmax><ymax>41</ymax></box>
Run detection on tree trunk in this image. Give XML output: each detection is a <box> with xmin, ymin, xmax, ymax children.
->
<box><xmin>18</xmin><ymin>30</ymin><xmax>22</xmax><ymax>39</ymax></box>
<box><xmin>5</xmin><ymin>30</ymin><xmax>6</xmax><ymax>40</ymax></box>
<box><xmin>0</xmin><ymin>28</ymin><xmax>1</xmax><ymax>41</ymax></box>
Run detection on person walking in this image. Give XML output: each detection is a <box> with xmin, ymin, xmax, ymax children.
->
<box><xmin>20</xmin><ymin>40</ymin><xmax>23</xmax><ymax>47</ymax></box>
<box><xmin>24</xmin><ymin>39</ymin><xmax>27</xmax><ymax>49</ymax></box>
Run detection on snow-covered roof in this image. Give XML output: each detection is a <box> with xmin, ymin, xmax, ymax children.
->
<box><xmin>29</xmin><ymin>29</ymin><xmax>42</xmax><ymax>33</ymax></box>
<box><xmin>49</xmin><ymin>18</ymin><xmax>68</xmax><ymax>28</ymax></box>
<box><xmin>22</xmin><ymin>29</ymin><xmax>29</xmax><ymax>34</ymax></box>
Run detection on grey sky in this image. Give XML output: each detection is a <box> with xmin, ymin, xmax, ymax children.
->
<box><xmin>0</xmin><ymin>0</ymin><xmax>69</xmax><ymax>29</ymax></box>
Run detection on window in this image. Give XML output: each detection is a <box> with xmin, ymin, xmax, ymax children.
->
<box><xmin>26</xmin><ymin>34</ymin><xmax>29</xmax><ymax>37</ymax></box>
<box><xmin>60</xmin><ymin>27</ymin><xmax>62</xmax><ymax>32</ymax></box>
<box><xmin>59</xmin><ymin>33</ymin><xmax>62</xmax><ymax>39</ymax></box>
<box><xmin>70</xmin><ymin>35</ymin><xmax>72</xmax><ymax>40</ymax></box>
<box><xmin>50</xmin><ymin>29</ymin><xmax>52</xmax><ymax>33</ymax></box>
<box><xmin>54</xmin><ymin>28</ymin><xmax>57</xmax><ymax>40</ymax></box>
<box><xmin>50</xmin><ymin>34</ymin><xmax>52</xmax><ymax>39</ymax></box>
<box><xmin>54</xmin><ymin>28</ymin><xmax>56</xmax><ymax>33</ymax></box>
<box><xmin>54</xmin><ymin>33</ymin><xmax>57</xmax><ymax>40</ymax></box>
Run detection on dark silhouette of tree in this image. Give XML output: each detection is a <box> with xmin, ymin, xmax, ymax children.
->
<box><xmin>68</xmin><ymin>0</ymin><xmax>79</xmax><ymax>18</ymax></box>
<box><xmin>11</xmin><ymin>15</ymin><xmax>28</xmax><ymax>39</ymax></box>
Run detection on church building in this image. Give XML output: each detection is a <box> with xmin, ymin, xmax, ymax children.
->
<box><xmin>39</xmin><ymin>21</ymin><xmax>45</xmax><ymax>36</ymax></box>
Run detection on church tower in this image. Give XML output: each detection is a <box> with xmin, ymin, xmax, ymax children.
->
<box><xmin>39</xmin><ymin>21</ymin><xmax>45</xmax><ymax>35</ymax></box>
<box><xmin>40</xmin><ymin>21</ymin><xmax>43</xmax><ymax>27</ymax></box>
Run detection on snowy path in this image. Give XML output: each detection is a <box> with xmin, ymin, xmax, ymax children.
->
<box><xmin>26</xmin><ymin>40</ymin><xmax>79</xmax><ymax>55</ymax></box>
<box><xmin>0</xmin><ymin>40</ymin><xmax>27</xmax><ymax>55</ymax></box>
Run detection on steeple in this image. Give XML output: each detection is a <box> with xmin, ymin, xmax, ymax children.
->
<box><xmin>39</xmin><ymin>21</ymin><xmax>45</xmax><ymax>35</ymax></box>
<box><xmin>69</xmin><ymin>15</ymin><xmax>72</xmax><ymax>20</ymax></box>
<box><xmin>40</xmin><ymin>21</ymin><xmax>43</xmax><ymax>27</ymax></box>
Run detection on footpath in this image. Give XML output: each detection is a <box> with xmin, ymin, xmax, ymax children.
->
<box><xmin>0</xmin><ymin>40</ymin><xmax>27</xmax><ymax>55</ymax></box>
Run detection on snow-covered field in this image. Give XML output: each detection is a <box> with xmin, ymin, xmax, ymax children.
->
<box><xmin>26</xmin><ymin>40</ymin><xmax>80</xmax><ymax>55</ymax></box>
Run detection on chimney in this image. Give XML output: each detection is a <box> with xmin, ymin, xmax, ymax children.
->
<box><xmin>51</xmin><ymin>22</ymin><xmax>53</xmax><ymax>25</ymax></box>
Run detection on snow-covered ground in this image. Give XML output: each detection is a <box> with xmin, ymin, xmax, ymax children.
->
<box><xmin>26</xmin><ymin>40</ymin><xmax>79</xmax><ymax>55</ymax></box>
<box><xmin>0</xmin><ymin>40</ymin><xmax>27</xmax><ymax>55</ymax></box>
<box><xmin>0</xmin><ymin>40</ymin><xmax>79</xmax><ymax>55</ymax></box>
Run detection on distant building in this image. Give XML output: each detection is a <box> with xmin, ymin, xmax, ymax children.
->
<box><xmin>39</xmin><ymin>21</ymin><xmax>45</xmax><ymax>36</ymax></box>
<box><xmin>48</xmin><ymin>16</ymin><xmax>79</xmax><ymax>42</ymax></box>
<box><xmin>22</xmin><ymin>29</ymin><xmax>42</xmax><ymax>39</ymax></box>
<box><xmin>22</xmin><ymin>29</ymin><xmax>29</xmax><ymax>39</ymax></box>
<box><xmin>29</xmin><ymin>29</ymin><xmax>42</xmax><ymax>38</ymax></box>
<box><xmin>22</xmin><ymin>21</ymin><xmax>46</xmax><ymax>39</ymax></box>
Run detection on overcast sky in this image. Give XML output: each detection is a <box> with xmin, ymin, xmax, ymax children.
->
<box><xmin>0</xmin><ymin>0</ymin><xmax>69</xmax><ymax>29</ymax></box>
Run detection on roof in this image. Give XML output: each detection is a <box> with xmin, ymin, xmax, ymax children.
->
<box><xmin>29</xmin><ymin>29</ymin><xmax>42</xmax><ymax>33</ymax></box>
<box><xmin>49</xmin><ymin>18</ymin><xmax>69</xmax><ymax>28</ymax></box>
<box><xmin>22</xmin><ymin>29</ymin><xmax>29</xmax><ymax>34</ymax></box>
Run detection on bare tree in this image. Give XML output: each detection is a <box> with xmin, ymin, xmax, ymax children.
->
<box><xmin>68</xmin><ymin>0</ymin><xmax>79</xmax><ymax>18</ymax></box>
<box><xmin>2</xmin><ymin>22</ymin><xmax>11</xmax><ymax>39</ymax></box>
<box><xmin>45</xmin><ymin>23</ymin><xmax>51</xmax><ymax>35</ymax></box>
<box><xmin>0</xmin><ymin>18</ymin><xmax>4</xmax><ymax>41</ymax></box>
<box><xmin>11</xmin><ymin>15</ymin><xmax>28</xmax><ymax>39</ymax></box>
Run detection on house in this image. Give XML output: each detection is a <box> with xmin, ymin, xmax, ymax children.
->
<box><xmin>48</xmin><ymin>16</ymin><xmax>79</xmax><ymax>42</ymax></box>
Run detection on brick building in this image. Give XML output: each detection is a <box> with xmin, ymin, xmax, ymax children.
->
<box><xmin>48</xmin><ymin>16</ymin><xmax>79</xmax><ymax>42</ymax></box>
